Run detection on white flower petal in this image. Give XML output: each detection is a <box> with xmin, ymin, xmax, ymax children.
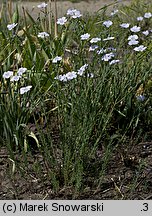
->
<box><xmin>142</xmin><ymin>30</ymin><xmax>149</xmax><ymax>36</ymax></box>
<box><xmin>102</xmin><ymin>52</ymin><xmax>115</xmax><ymax>61</ymax></box>
<box><xmin>7</xmin><ymin>23</ymin><xmax>18</xmax><ymax>30</ymax></box>
<box><xmin>17</xmin><ymin>67</ymin><xmax>27</xmax><ymax>76</ymax></box>
<box><xmin>128</xmin><ymin>40</ymin><xmax>139</xmax><ymax>45</ymax></box>
<box><xmin>80</xmin><ymin>33</ymin><xmax>90</xmax><ymax>40</ymax></box>
<box><xmin>37</xmin><ymin>2</ymin><xmax>47</xmax><ymax>9</ymax></box>
<box><xmin>52</xmin><ymin>56</ymin><xmax>62</xmax><ymax>63</ymax></box>
<box><xmin>90</xmin><ymin>37</ymin><xmax>101</xmax><ymax>43</ymax></box>
<box><xmin>3</xmin><ymin>71</ymin><xmax>13</xmax><ymax>79</ymax></box>
<box><xmin>57</xmin><ymin>17</ymin><xmax>67</xmax><ymax>25</ymax></box>
<box><xmin>128</xmin><ymin>34</ymin><xmax>138</xmax><ymax>41</ymax></box>
<box><xmin>10</xmin><ymin>76</ymin><xmax>20</xmax><ymax>82</ymax></box>
<box><xmin>120</xmin><ymin>23</ymin><xmax>130</xmax><ymax>28</ymax></box>
<box><xmin>144</xmin><ymin>12</ymin><xmax>152</xmax><ymax>19</ymax></box>
<box><xmin>38</xmin><ymin>32</ymin><xmax>49</xmax><ymax>38</ymax></box>
<box><xmin>103</xmin><ymin>20</ymin><xmax>113</xmax><ymax>28</ymax></box>
<box><xmin>130</xmin><ymin>26</ymin><xmax>141</xmax><ymax>32</ymax></box>
<box><xmin>103</xmin><ymin>36</ymin><xmax>115</xmax><ymax>41</ymax></box>
<box><xmin>20</xmin><ymin>86</ymin><xmax>32</xmax><ymax>95</ymax></box>
<box><xmin>134</xmin><ymin>45</ymin><xmax>147</xmax><ymax>52</ymax></box>
<box><xmin>137</xmin><ymin>16</ymin><xmax>143</xmax><ymax>21</ymax></box>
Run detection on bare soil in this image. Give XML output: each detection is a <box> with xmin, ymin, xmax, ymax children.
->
<box><xmin>0</xmin><ymin>138</ymin><xmax>152</xmax><ymax>199</ymax></box>
<box><xmin>12</xmin><ymin>0</ymin><xmax>131</xmax><ymax>17</ymax></box>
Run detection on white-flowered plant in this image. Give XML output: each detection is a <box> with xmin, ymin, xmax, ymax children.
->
<box><xmin>3</xmin><ymin>71</ymin><xmax>13</xmax><ymax>79</ymax></box>
<box><xmin>128</xmin><ymin>34</ymin><xmax>138</xmax><ymax>41</ymax></box>
<box><xmin>103</xmin><ymin>20</ymin><xmax>113</xmax><ymax>28</ymax></box>
<box><xmin>66</xmin><ymin>71</ymin><xmax>77</xmax><ymax>80</ymax></box>
<box><xmin>55</xmin><ymin>71</ymin><xmax>77</xmax><ymax>82</ymax></box>
<box><xmin>89</xmin><ymin>45</ymin><xmax>99</xmax><ymax>52</ymax></box>
<box><xmin>120</xmin><ymin>23</ymin><xmax>130</xmax><ymax>28</ymax></box>
<box><xmin>110</xmin><ymin>9</ymin><xmax>119</xmax><ymax>16</ymax></box>
<box><xmin>77</xmin><ymin>64</ymin><xmax>88</xmax><ymax>76</ymax></box>
<box><xmin>134</xmin><ymin>45</ymin><xmax>147</xmax><ymax>52</ymax></box>
<box><xmin>20</xmin><ymin>86</ymin><xmax>32</xmax><ymax>95</ymax></box>
<box><xmin>37</xmin><ymin>2</ymin><xmax>47</xmax><ymax>9</ymax></box>
<box><xmin>142</xmin><ymin>30</ymin><xmax>149</xmax><ymax>36</ymax></box>
<box><xmin>136</xmin><ymin>95</ymin><xmax>145</xmax><ymax>101</ymax></box>
<box><xmin>3</xmin><ymin>67</ymin><xmax>28</xmax><ymax>81</ymax></box>
<box><xmin>80</xmin><ymin>33</ymin><xmax>90</xmax><ymax>40</ymax></box>
<box><xmin>128</xmin><ymin>40</ymin><xmax>139</xmax><ymax>46</ymax></box>
<box><xmin>7</xmin><ymin>23</ymin><xmax>18</xmax><ymax>31</ymax></box>
<box><xmin>38</xmin><ymin>32</ymin><xmax>49</xmax><ymax>38</ymax></box>
<box><xmin>54</xmin><ymin>64</ymin><xmax>89</xmax><ymax>81</ymax></box>
<box><xmin>52</xmin><ymin>56</ymin><xmax>62</xmax><ymax>63</ymax></box>
<box><xmin>67</xmin><ymin>9</ymin><xmax>82</xmax><ymax>18</ymax></box>
<box><xmin>137</xmin><ymin>16</ymin><xmax>143</xmax><ymax>21</ymax></box>
<box><xmin>10</xmin><ymin>76</ymin><xmax>21</xmax><ymax>82</ymax></box>
<box><xmin>103</xmin><ymin>36</ymin><xmax>115</xmax><ymax>41</ymax></box>
<box><xmin>17</xmin><ymin>67</ymin><xmax>27</xmax><ymax>76</ymax></box>
<box><xmin>90</xmin><ymin>37</ymin><xmax>101</xmax><ymax>43</ymax></box>
<box><xmin>102</xmin><ymin>52</ymin><xmax>115</xmax><ymax>61</ymax></box>
<box><xmin>97</xmin><ymin>48</ymin><xmax>106</xmax><ymax>55</ymax></box>
<box><xmin>109</xmin><ymin>59</ymin><xmax>120</xmax><ymax>65</ymax></box>
<box><xmin>57</xmin><ymin>17</ymin><xmax>67</xmax><ymax>25</ymax></box>
<box><xmin>87</xmin><ymin>73</ymin><xmax>94</xmax><ymax>78</ymax></box>
<box><xmin>130</xmin><ymin>26</ymin><xmax>141</xmax><ymax>32</ymax></box>
<box><xmin>144</xmin><ymin>12</ymin><xmax>152</xmax><ymax>18</ymax></box>
<box><xmin>54</xmin><ymin>74</ymin><xmax>67</xmax><ymax>82</ymax></box>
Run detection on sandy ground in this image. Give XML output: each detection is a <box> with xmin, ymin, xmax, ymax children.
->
<box><xmin>8</xmin><ymin>0</ymin><xmax>131</xmax><ymax>18</ymax></box>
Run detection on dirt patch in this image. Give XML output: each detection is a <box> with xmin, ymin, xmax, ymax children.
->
<box><xmin>0</xmin><ymin>139</ymin><xmax>152</xmax><ymax>199</ymax></box>
<box><xmin>11</xmin><ymin>0</ymin><xmax>132</xmax><ymax>17</ymax></box>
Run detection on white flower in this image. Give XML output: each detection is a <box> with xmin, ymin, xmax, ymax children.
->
<box><xmin>142</xmin><ymin>30</ymin><xmax>149</xmax><ymax>36</ymax></box>
<box><xmin>52</xmin><ymin>56</ymin><xmax>62</xmax><ymax>63</ymax></box>
<box><xmin>97</xmin><ymin>48</ymin><xmax>106</xmax><ymax>55</ymax></box>
<box><xmin>80</xmin><ymin>33</ymin><xmax>90</xmax><ymax>40</ymax></box>
<box><xmin>89</xmin><ymin>45</ymin><xmax>98</xmax><ymax>51</ymax></box>
<box><xmin>130</xmin><ymin>26</ymin><xmax>141</xmax><ymax>32</ymax></box>
<box><xmin>110</xmin><ymin>9</ymin><xmax>119</xmax><ymax>16</ymax></box>
<box><xmin>103</xmin><ymin>20</ymin><xmax>113</xmax><ymax>28</ymax></box>
<box><xmin>136</xmin><ymin>95</ymin><xmax>145</xmax><ymax>101</ymax></box>
<box><xmin>57</xmin><ymin>17</ymin><xmax>67</xmax><ymax>25</ymax></box>
<box><xmin>72</xmin><ymin>10</ymin><xmax>82</xmax><ymax>19</ymax></box>
<box><xmin>144</xmin><ymin>12</ymin><xmax>152</xmax><ymax>19</ymax></box>
<box><xmin>128</xmin><ymin>34</ymin><xmax>138</xmax><ymax>41</ymax></box>
<box><xmin>37</xmin><ymin>2</ymin><xmax>47</xmax><ymax>9</ymax></box>
<box><xmin>128</xmin><ymin>40</ymin><xmax>139</xmax><ymax>45</ymax></box>
<box><xmin>20</xmin><ymin>86</ymin><xmax>32</xmax><ymax>95</ymax></box>
<box><xmin>109</xmin><ymin>59</ymin><xmax>120</xmax><ymax>65</ymax></box>
<box><xmin>77</xmin><ymin>64</ymin><xmax>88</xmax><ymax>76</ymax></box>
<box><xmin>7</xmin><ymin>23</ymin><xmax>18</xmax><ymax>30</ymax></box>
<box><xmin>90</xmin><ymin>37</ymin><xmax>101</xmax><ymax>43</ymax></box>
<box><xmin>10</xmin><ymin>75</ymin><xmax>20</xmax><ymax>82</ymax></box>
<box><xmin>134</xmin><ymin>45</ymin><xmax>147</xmax><ymax>52</ymax></box>
<box><xmin>87</xmin><ymin>73</ymin><xmax>94</xmax><ymax>78</ymax></box>
<box><xmin>102</xmin><ymin>52</ymin><xmax>114</xmax><ymax>61</ymax></box>
<box><xmin>120</xmin><ymin>23</ymin><xmax>130</xmax><ymax>28</ymax></box>
<box><xmin>55</xmin><ymin>71</ymin><xmax>77</xmax><ymax>82</ymax></box>
<box><xmin>103</xmin><ymin>36</ymin><xmax>115</xmax><ymax>41</ymax></box>
<box><xmin>54</xmin><ymin>74</ymin><xmax>67</xmax><ymax>82</ymax></box>
<box><xmin>66</xmin><ymin>71</ymin><xmax>77</xmax><ymax>80</ymax></box>
<box><xmin>67</xmin><ymin>9</ymin><xmax>82</xmax><ymax>18</ymax></box>
<box><xmin>17</xmin><ymin>67</ymin><xmax>27</xmax><ymax>76</ymax></box>
<box><xmin>38</xmin><ymin>32</ymin><xmax>49</xmax><ymax>38</ymax></box>
<box><xmin>67</xmin><ymin>9</ymin><xmax>75</xmax><ymax>16</ymax></box>
<box><xmin>3</xmin><ymin>71</ymin><xmax>13</xmax><ymax>79</ymax></box>
<box><xmin>137</xmin><ymin>16</ymin><xmax>143</xmax><ymax>21</ymax></box>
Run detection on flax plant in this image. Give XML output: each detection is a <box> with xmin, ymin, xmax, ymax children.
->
<box><xmin>0</xmin><ymin>0</ymin><xmax>152</xmax><ymax>195</ymax></box>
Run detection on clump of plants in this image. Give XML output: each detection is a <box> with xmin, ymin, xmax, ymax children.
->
<box><xmin>0</xmin><ymin>0</ymin><xmax>152</xmax><ymax>195</ymax></box>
